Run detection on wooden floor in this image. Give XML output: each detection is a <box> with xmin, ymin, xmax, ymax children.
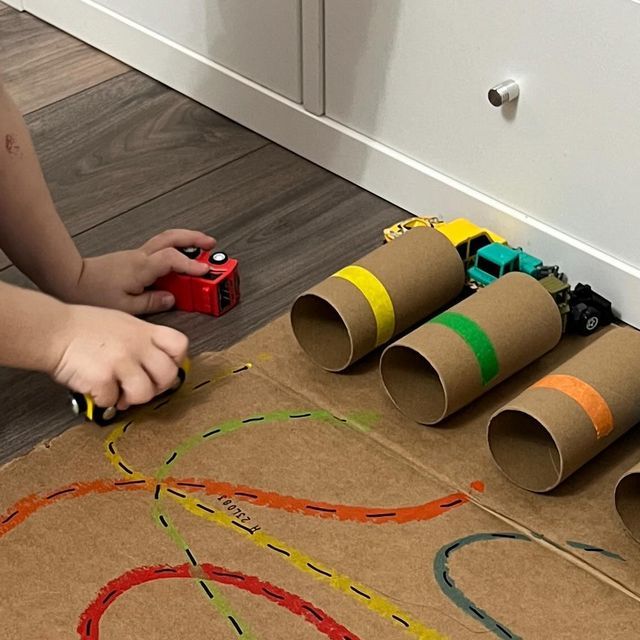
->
<box><xmin>0</xmin><ymin>4</ymin><xmax>405</xmax><ymax>464</ymax></box>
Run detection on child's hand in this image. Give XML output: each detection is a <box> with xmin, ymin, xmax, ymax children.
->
<box><xmin>67</xmin><ymin>229</ymin><xmax>216</xmax><ymax>315</ymax></box>
<box><xmin>50</xmin><ymin>304</ymin><xmax>188</xmax><ymax>410</ymax></box>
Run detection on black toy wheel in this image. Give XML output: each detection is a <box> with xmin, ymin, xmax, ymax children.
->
<box><xmin>179</xmin><ymin>246</ymin><xmax>201</xmax><ymax>259</ymax></box>
<box><xmin>209</xmin><ymin>251</ymin><xmax>228</xmax><ymax>265</ymax></box>
<box><xmin>579</xmin><ymin>307</ymin><xmax>600</xmax><ymax>335</ymax></box>
<box><xmin>93</xmin><ymin>405</ymin><xmax>119</xmax><ymax>427</ymax></box>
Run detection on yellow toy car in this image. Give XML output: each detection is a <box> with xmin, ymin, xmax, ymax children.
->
<box><xmin>383</xmin><ymin>216</ymin><xmax>442</xmax><ymax>242</ymax></box>
<box><xmin>384</xmin><ymin>216</ymin><xmax>506</xmax><ymax>267</ymax></box>
<box><xmin>70</xmin><ymin>359</ymin><xmax>190</xmax><ymax>426</ymax></box>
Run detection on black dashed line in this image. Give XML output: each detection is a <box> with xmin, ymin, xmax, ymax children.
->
<box><xmin>102</xmin><ymin>590</ymin><xmax>117</xmax><ymax>604</ymax></box>
<box><xmin>349</xmin><ymin>586</ymin><xmax>370</xmax><ymax>599</ymax></box>
<box><xmin>159</xmin><ymin>515</ymin><xmax>169</xmax><ymax>528</ymax></box>
<box><xmin>307</xmin><ymin>563</ymin><xmax>332</xmax><ymax>577</ymax></box>
<box><xmin>469</xmin><ymin>606</ymin><xmax>485</xmax><ymax>619</ymax></box>
<box><xmin>85</xmin><ymin>618</ymin><xmax>92</xmax><ymax>636</ymax></box>
<box><xmin>199</xmin><ymin>580</ymin><xmax>215</xmax><ymax>599</ymax></box>
<box><xmin>212</xmin><ymin>571</ymin><xmax>244</xmax><ymax>580</ymax></box>
<box><xmin>122</xmin><ymin>421</ymin><xmax>132</xmax><ymax>433</ymax></box>
<box><xmin>107</xmin><ymin>442</ymin><xmax>116</xmax><ymax>454</ymax></box>
<box><xmin>196</xmin><ymin>502</ymin><xmax>215</xmax><ymax>514</ymax></box>
<box><xmin>242</xmin><ymin>416</ymin><xmax>265</xmax><ymax>424</ymax></box>
<box><xmin>440</xmin><ymin>499</ymin><xmax>463</xmax><ymax>508</ymax></box>
<box><xmin>46</xmin><ymin>487</ymin><xmax>76</xmax><ymax>499</ymax></box>
<box><xmin>392</xmin><ymin>615</ymin><xmax>409</xmax><ymax>627</ymax></box>
<box><xmin>366</xmin><ymin>512</ymin><xmax>396</xmax><ymax>518</ymax></box>
<box><xmin>267</xmin><ymin>543</ymin><xmax>290</xmax><ymax>557</ymax></box>
<box><xmin>165</xmin><ymin>452</ymin><xmax>178</xmax><ymax>465</ymax></box>
<box><xmin>193</xmin><ymin>380</ymin><xmax>211</xmax><ymax>390</ymax></box>
<box><xmin>444</xmin><ymin>542</ymin><xmax>460</xmax><ymax>558</ymax></box>
<box><xmin>154</xmin><ymin>484</ymin><xmax>161</xmax><ymax>500</ymax></box>
<box><xmin>154</xmin><ymin>399</ymin><xmax>170</xmax><ymax>410</ymax></box>
<box><xmin>166</xmin><ymin>488</ymin><xmax>186</xmax><ymax>498</ymax></box>
<box><xmin>118</xmin><ymin>462</ymin><xmax>134</xmax><ymax>475</ymax></box>
<box><xmin>233</xmin><ymin>365</ymin><xmax>249</xmax><ymax>374</ymax></box>
<box><xmin>302</xmin><ymin>605</ymin><xmax>323</xmax><ymax>621</ymax></box>
<box><xmin>177</xmin><ymin>482</ymin><xmax>206</xmax><ymax>488</ymax></box>
<box><xmin>582</xmin><ymin>546</ymin><xmax>604</xmax><ymax>553</ymax></box>
<box><xmin>262</xmin><ymin>588</ymin><xmax>284</xmax><ymax>600</ymax></box>
<box><xmin>289</xmin><ymin>412</ymin><xmax>312</xmax><ymax>419</ymax></box>
<box><xmin>496</xmin><ymin>623</ymin><xmax>513</xmax><ymax>638</ymax></box>
<box><xmin>185</xmin><ymin>548</ymin><xmax>198</xmax><ymax>566</ymax></box>
<box><xmin>114</xmin><ymin>479</ymin><xmax>146</xmax><ymax>486</ymax></box>
<box><xmin>155</xmin><ymin>568</ymin><xmax>177</xmax><ymax>574</ymax></box>
<box><xmin>491</xmin><ymin>533</ymin><xmax>518</xmax><ymax>540</ymax></box>
<box><xmin>2</xmin><ymin>511</ymin><xmax>18</xmax><ymax>524</ymax></box>
<box><xmin>305</xmin><ymin>505</ymin><xmax>337</xmax><ymax>513</ymax></box>
<box><xmin>231</xmin><ymin>520</ymin><xmax>257</xmax><ymax>535</ymax></box>
<box><xmin>229</xmin><ymin>616</ymin><xmax>243</xmax><ymax>635</ymax></box>
<box><xmin>202</xmin><ymin>428</ymin><xmax>221</xmax><ymax>438</ymax></box>
<box><xmin>234</xmin><ymin>492</ymin><xmax>258</xmax><ymax>499</ymax></box>
<box><xmin>442</xmin><ymin>571</ymin><xmax>453</xmax><ymax>588</ymax></box>
<box><xmin>332</xmin><ymin>415</ymin><xmax>347</xmax><ymax>422</ymax></box>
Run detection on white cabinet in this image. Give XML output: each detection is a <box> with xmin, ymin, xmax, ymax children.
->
<box><xmin>325</xmin><ymin>0</ymin><xmax>640</xmax><ymax>270</ymax></box>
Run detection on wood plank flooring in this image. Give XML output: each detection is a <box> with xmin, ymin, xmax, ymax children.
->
<box><xmin>0</xmin><ymin>6</ymin><xmax>406</xmax><ymax>463</ymax></box>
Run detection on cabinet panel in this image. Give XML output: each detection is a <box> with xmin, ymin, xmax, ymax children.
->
<box><xmin>95</xmin><ymin>0</ymin><xmax>302</xmax><ymax>101</ymax></box>
<box><xmin>325</xmin><ymin>0</ymin><xmax>640</xmax><ymax>268</ymax></box>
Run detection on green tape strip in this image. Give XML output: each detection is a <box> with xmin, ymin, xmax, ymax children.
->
<box><xmin>430</xmin><ymin>312</ymin><xmax>499</xmax><ymax>385</ymax></box>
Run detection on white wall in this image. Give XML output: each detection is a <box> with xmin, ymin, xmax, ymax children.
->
<box><xmin>325</xmin><ymin>0</ymin><xmax>640</xmax><ymax>271</ymax></box>
<box><xmin>94</xmin><ymin>0</ymin><xmax>302</xmax><ymax>101</ymax></box>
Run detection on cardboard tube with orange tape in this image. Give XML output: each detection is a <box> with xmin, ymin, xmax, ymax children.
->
<box><xmin>380</xmin><ymin>272</ymin><xmax>563</xmax><ymax>424</ymax></box>
<box><xmin>615</xmin><ymin>461</ymin><xmax>640</xmax><ymax>543</ymax></box>
<box><xmin>488</xmin><ymin>326</ymin><xmax>640</xmax><ymax>492</ymax></box>
<box><xmin>290</xmin><ymin>227</ymin><xmax>465</xmax><ymax>371</ymax></box>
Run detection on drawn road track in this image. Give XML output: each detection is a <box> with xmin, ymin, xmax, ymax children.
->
<box><xmin>77</xmin><ymin>562</ymin><xmax>364</xmax><ymax>640</ymax></box>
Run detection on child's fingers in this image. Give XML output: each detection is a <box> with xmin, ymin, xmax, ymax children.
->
<box><xmin>140</xmin><ymin>229</ymin><xmax>216</xmax><ymax>255</ymax></box>
<box><xmin>140</xmin><ymin>247</ymin><xmax>210</xmax><ymax>285</ymax></box>
<box><xmin>142</xmin><ymin>348</ymin><xmax>180</xmax><ymax>394</ymax></box>
<box><xmin>116</xmin><ymin>363</ymin><xmax>157</xmax><ymax>410</ymax></box>
<box><xmin>151</xmin><ymin>325</ymin><xmax>189</xmax><ymax>365</ymax></box>
<box><xmin>128</xmin><ymin>290</ymin><xmax>175</xmax><ymax>316</ymax></box>
<box><xmin>91</xmin><ymin>378</ymin><xmax>121</xmax><ymax>411</ymax></box>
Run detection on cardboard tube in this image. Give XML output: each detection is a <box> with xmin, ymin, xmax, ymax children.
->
<box><xmin>290</xmin><ymin>227</ymin><xmax>465</xmax><ymax>371</ymax></box>
<box><xmin>380</xmin><ymin>272</ymin><xmax>562</xmax><ymax>424</ymax></box>
<box><xmin>615</xmin><ymin>462</ymin><xmax>640</xmax><ymax>543</ymax></box>
<box><xmin>488</xmin><ymin>327</ymin><xmax>640</xmax><ymax>492</ymax></box>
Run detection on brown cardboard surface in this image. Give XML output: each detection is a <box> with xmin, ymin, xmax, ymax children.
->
<box><xmin>2</xmin><ymin>319</ymin><xmax>640</xmax><ymax>639</ymax></box>
<box><xmin>290</xmin><ymin>227</ymin><xmax>465</xmax><ymax>371</ymax></box>
<box><xmin>616</xmin><ymin>461</ymin><xmax>640</xmax><ymax>543</ymax></box>
<box><xmin>380</xmin><ymin>273</ymin><xmax>562</xmax><ymax>424</ymax></box>
<box><xmin>488</xmin><ymin>327</ymin><xmax>640</xmax><ymax>492</ymax></box>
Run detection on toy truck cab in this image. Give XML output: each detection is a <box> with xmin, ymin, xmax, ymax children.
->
<box><xmin>434</xmin><ymin>219</ymin><xmax>507</xmax><ymax>267</ymax></box>
<box><xmin>468</xmin><ymin>243</ymin><xmax>543</xmax><ymax>286</ymax></box>
<box><xmin>383</xmin><ymin>216</ymin><xmax>441</xmax><ymax>241</ymax></box>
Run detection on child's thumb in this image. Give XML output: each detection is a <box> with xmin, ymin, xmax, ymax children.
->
<box><xmin>132</xmin><ymin>290</ymin><xmax>175</xmax><ymax>315</ymax></box>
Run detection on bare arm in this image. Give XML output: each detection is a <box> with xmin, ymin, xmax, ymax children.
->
<box><xmin>0</xmin><ymin>81</ymin><xmax>83</xmax><ymax>298</ymax></box>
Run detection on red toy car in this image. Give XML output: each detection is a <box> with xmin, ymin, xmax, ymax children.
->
<box><xmin>155</xmin><ymin>247</ymin><xmax>240</xmax><ymax>316</ymax></box>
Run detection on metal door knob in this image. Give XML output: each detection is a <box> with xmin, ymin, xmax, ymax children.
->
<box><xmin>488</xmin><ymin>80</ymin><xmax>519</xmax><ymax>107</ymax></box>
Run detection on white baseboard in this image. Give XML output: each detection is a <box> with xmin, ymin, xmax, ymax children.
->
<box><xmin>3</xmin><ymin>0</ymin><xmax>24</xmax><ymax>10</ymax></box>
<box><xmin>24</xmin><ymin>0</ymin><xmax>640</xmax><ymax>327</ymax></box>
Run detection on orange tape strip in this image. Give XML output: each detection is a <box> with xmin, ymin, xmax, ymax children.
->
<box><xmin>533</xmin><ymin>374</ymin><xmax>614</xmax><ymax>439</ymax></box>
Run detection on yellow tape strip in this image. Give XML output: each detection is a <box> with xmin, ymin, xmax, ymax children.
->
<box><xmin>333</xmin><ymin>265</ymin><xmax>395</xmax><ymax>346</ymax></box>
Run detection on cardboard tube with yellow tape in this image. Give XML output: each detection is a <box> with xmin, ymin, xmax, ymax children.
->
<box><xmin>380</xmin><ymin>272</ymin><xmax>562</xmax><ymax>424</ymax></box>
<box><xmin>488</xmin><ymin>326</ymin><xmax>640</xmax><ymax>492</ymax></box>
<box><xmin>290</xmin><ymin>227</ymin><xmax>465</xmax><ymax>371</ymax></box>
<box><xmin>615</xmin><ymin>461</ymin><xmax>640</xmax><ymax>543</ymax></box>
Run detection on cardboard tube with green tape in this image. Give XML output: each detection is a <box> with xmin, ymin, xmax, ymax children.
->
<box><xmin>615</xmin><ymin>461</ymin><xmax>640</xmax><ymax>543</ymax></box>
<box><xmin>380</xmin><ymin>272</ymin><xmax>562</xmax><ymax>424</ymax></box>
<box><xmin>488</xmin><ymin>326</ymin><xmax>640</xmax><ymax>492</ymax></box>
<box><xmin>290</xmin><ymin>227</ymin><xmax>465</xmax><ymax>371</ymax></box>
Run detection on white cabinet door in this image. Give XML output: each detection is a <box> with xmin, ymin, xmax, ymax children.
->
<box><xmin>94</xmin><ymin>0</ymin><xmax>302</xmax><ymax>101</ymax></box>
<box><xmin>325</xmin><ymin>0</ymin><xmax>640</xmax><ymax>269</ymax></box>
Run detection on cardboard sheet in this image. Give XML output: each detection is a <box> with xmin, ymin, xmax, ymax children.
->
<box><xmin>1</xmin><ymin>317</ymin><xmax>639</xmax><ymax>639</ymax></box>
<box><xmin>616</xmin><ymin>461</ymin><xmax>640</xmax><ymax>543</ymax></box>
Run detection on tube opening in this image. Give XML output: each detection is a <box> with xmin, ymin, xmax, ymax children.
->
<box><xmin>380</xmin><ymin>345</ymin><xmax>447</xmax><ymax>424</ymax></box>
<box><xmin>291</xmin><ymin>294</ymin><xmax>353</xmax><ymax>371</ymax></box>
<box><xmin>615</xmin><ymin>473</ymin><xmax>640</xmax><ymax>542</ymax></box>
<box><xmin>488</xmin><ymin>410</ymin><xmax>562</xmax><ymax>492</ymax></box>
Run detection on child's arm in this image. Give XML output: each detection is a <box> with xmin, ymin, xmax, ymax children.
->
<box><xmin>0</xmin><ymin>80</ymin><xmax>215</xmax><ymax>313</ymax></box>
<box><xmin>0</xmin><ymin>279</ymin><xmax>187</xmax><ymax>410</ymax></box>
